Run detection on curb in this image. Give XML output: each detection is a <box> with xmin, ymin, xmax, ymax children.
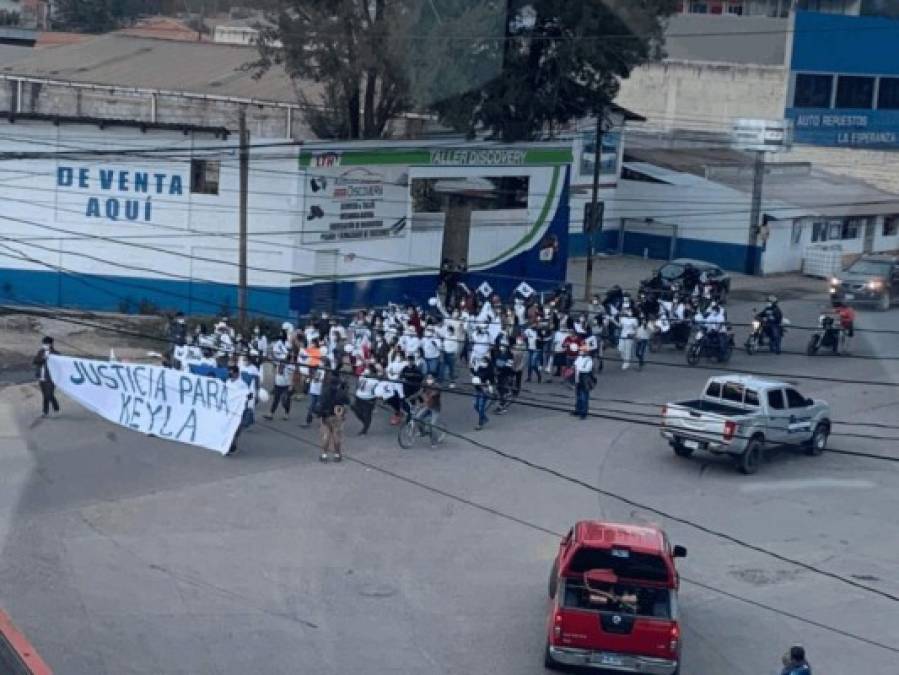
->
<box><xmin>0</xmin><ymin>610</ymin><xmax>52</xmax><ymax>675</ymax></box>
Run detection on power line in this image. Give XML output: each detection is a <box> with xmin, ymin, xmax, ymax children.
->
<box><xmin>257</xmin><ymin>424</ymin><xmax>899</xmax><ymax>654</ymax></box>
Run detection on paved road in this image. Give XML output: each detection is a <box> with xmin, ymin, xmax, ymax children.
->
<box><xmin>1</xmin><ymin>284</ymin><xmax>898</xmax><ymax>674</ymax></box>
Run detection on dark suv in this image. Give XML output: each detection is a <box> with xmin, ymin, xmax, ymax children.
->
<box><xmin>830</xmin><ymin>255</ymin><xmax>899</xmax><ymax>311</ymax></box>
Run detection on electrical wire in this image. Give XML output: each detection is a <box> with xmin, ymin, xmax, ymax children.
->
<box><xmin>255</xmin><ymin>421</ymin><xmax>899</xmax><ymax>654</ymax></box>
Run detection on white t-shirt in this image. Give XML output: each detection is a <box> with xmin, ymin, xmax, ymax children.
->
<box><xmin>355</xmin><ymin>375</ymin><xmax>378</xmax><ymax>400</ymax></box>
<box><xmin>308</xmin><ymin>371</ymin><xmax>324</xmax><ymax>396</ymax></box>
<box><xmin>552</xmin><ymin>330</ymin><xmax>568</xmax><ymax>353</ymax></box>
<box><xmin>274</xmin><ymin>363</ymin><xmax>295</xmax><ymax>388</ymax></box>
<box><xmin>422</xmin><ymin>335</ymin><xmax>441</xmax><ymax>359</ymax></box>
<box><xmin>574</xmin><ymin>355</ymin><xmax>593</xmax><ymax>374</ymax></box>
<box><xmin>440</xmin><ymin>327</ymin><xmax>460</xmax><ymax>354</ymax></box>
<box><xmin>524</xmin><ymin>327</ymin><xmax>538</xmax><ymax>351</ymax></box>
<box><xmin>619</xmin><ymin>316</ymin><xmax>639</xmax><ymax>339</ymax></box>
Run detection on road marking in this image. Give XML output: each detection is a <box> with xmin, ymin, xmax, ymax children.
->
<box><xmin>740</xmin><ymin>479</ymin><xmax>875</xmax><ymax>493</ymax></box>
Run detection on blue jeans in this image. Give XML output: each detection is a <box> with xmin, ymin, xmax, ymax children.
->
<box><xmin>474</xmin><ymin>390</ymin><xmax>489</xmax><ymax>426</ymax></box>
<box><xmin>441</xmin><ymin>352</ymin><xmax>457</xmax><ymax>381</ymax></box>
<box><xmin>527</xmin><ymin>349</ymin><xmax>542</xmax><ymax>381</ymax></box>
<box><xmin>425</xmin><ymin>357</ymin><xmax>440</xmax><ymax>377</ymax></box>
<box><xmin>305</xmin><ymin>394</ymin><xmax>319</xmax><ymax>424</ymax></box>
<box><xmin>635</xmin><ymin>339</ymin><xmax>648</xmax><ymax>367</ymax></box>
<box><xmin>766</xmin><ymin>324</ymin><xmax>782</xmax><ymax>354</ymax></box>
<box><xmin>575</xmin><ymin>385</ymin><xmax>590</xmax><ymax>418</ymax></box>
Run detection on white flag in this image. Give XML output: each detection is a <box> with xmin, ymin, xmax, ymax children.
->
<box><xmin>47</xmin><ymin>355</ymin><xmax>248</xmax><ymax>455</ymax></box>
<box><xmin>515</xmin><ymin>282</ymin><xmax>536</xmax><ymax>298</ymax></box>
<box><xmin>477</xmin><ymin>281</ymin><xmax>494</xmax><ymax>297</ymax></box>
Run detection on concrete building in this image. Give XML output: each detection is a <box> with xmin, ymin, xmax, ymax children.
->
<box><xmin>0</xmin><ymin>33</ymin><xmax>310</xmax><ymax>139</ymax></box>
<box><xmin>0</xmin><ymin>115</ymin><xmax>301</xmax><ymax>318</ymax></box>
<box><xmin>602</xmin><ymin>146</ymin><xmax>899</xmax><ymax>274</ymax></box>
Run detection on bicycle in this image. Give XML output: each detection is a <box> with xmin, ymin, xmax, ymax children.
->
<box><xmin>397</xmin><ymin>403</ymin><xmax>446</xmax><ymax>448</ymax></box>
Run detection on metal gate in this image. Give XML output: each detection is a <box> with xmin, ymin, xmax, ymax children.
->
<box><xmin>618</xmin><ymin>219</ymin><xmax>678</xmax><ymax>261</ymax></box>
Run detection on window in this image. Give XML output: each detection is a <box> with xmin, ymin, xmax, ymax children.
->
<box><xmin>411</xmin><ymin>176</ymin><xmax>529</xmax><ymax>213</ymax></box>
<box><xmin>745</xmin><ymin>389</ymin><xmax>759</xmax><ymax>407</ymax></box>
<box><xmin>727</xmin><ymin>2</ymin><xmax>744</xmax><ymax>14</ymax></box>
<box><xmin>841</xmin><ymin>218</ymin><xmax>861</xmax><ymax>240</ymax></box>
<box><xmin>878</xmin><ymin>77</ymin><xmax>899</xmax><ymax>110</ymax></box>
<box><xmin>767</xmin><ymin>390</ymin><xmax>785</xmax><ymax>410</ymax></box>
<box><xmin>836</xmin><ymin>75</ymin><xmax>875</xmax><ymax>109</ymax></box>
<box><xmin>884</xmin><ymin>216</ymin><xmax>899</xmax><ymax>237</ymax></box>
<box><xmin>690</xmin><ymin>1</ymin><xmax>709</xmax><ymax>12</ymax></box>
<box><xmin>785</xmin><ymin>388</ymin><xmax>808</xmax><ymax>408</ymax></box>
<box><xmin>722</xmin><ymin>382</ymin><xmax>744</xmax><ymax>403</ymax></box>
<box><xmin>793</xmin><ymin>74</ymin><xmax>833</xmax><ymax>108</ymax></box>
<box><xmin>190</xmin><ymin>159</ymin><xmax>220</xmax><ymax>195</ymax></box>
<box><xmin>705</xmin><ymin>381</ymin><xmax>722</xmax><ymax>398</ymax></box>
<box><xmin>812</xmin><ymin>221</ymin><xmax>828</xmax><ymax>242</ymax></box>
<box><xmin>791</xmin><ymin>221</ymin><xmax>803</xmax><ymax>245</ymax></box>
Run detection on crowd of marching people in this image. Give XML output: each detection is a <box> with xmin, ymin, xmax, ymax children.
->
<box><xmin>157</xmin><ymin>266</ymin><xmax>855</xmax><ymax>460</ymax></box>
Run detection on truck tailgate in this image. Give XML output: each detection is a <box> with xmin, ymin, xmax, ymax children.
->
<box><xmin>662</xmin><ymin>404</ymin><xmax>736</xmax><ymax>441</ymax></box>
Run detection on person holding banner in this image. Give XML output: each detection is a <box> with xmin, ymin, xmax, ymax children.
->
<box><xmin>226</xmin><ymin>365</ymin><xmax>255</xmax><ymax>456</ymax></box>
<box><xmin>33</xmin><ymin>336</ymin><xmax>60</xmax><ymax>417</ymax></box>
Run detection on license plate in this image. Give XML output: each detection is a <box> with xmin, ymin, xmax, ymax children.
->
<box><xmin>844</xmin><ymin>293</ymin><xmax>855</xmax><ymax>300</ymax></box>
<box><xmin>684</xmin><ymin>439</ymin><xmax>700</xmax><ymax>450</ymax></box>
<box><xmin>593</xmin><ymin>654</ymin><xmax>624</xmax><ymax>667</ymax></box>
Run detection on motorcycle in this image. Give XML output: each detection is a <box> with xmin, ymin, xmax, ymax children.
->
<box><xmin>648</xmin><ymin>317</ymin><xmax>689</xmax><ymax>352</ymax></box>
<box><xmin>686</xmin><ymin>323</ymin><xmax>734</xmax><ymax>365</ymax></box>
<box><xmin>745</xmin><ymin>311</ymin><xmax>789</xmax><ymax>355</ymax></box>
<box><xmin>807</xmin><ymin>315</ymin><xmax>843</xmax><ymax>355</ymax></box>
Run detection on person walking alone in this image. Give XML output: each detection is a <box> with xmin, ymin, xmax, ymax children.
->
<box><xmin>33</xmin><ymin>336</ymin><xmax>60</xmax><ymax>417</ymax></box>
<box><xmin>572</xmin><ymin>345</ymin><xmax>594</xmax><ymax>420</ymax></box>
<box><xmin>317</xmin><ymin>370</ymin><xmax>350</xmax><ymax>463</ymax></box>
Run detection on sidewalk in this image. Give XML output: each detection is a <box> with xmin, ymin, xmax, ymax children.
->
<box><xmin>567</xmin><ymin>254</ymin><xmax>826</xmax><ymax>305</ymax></box>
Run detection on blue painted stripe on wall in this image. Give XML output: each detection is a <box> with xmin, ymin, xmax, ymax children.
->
<box><xmin>0</xmin><ymin>268</ymin><xmax>291</xmax><ymax>319</ymax></box>
<box><xmin>792</xmin><ymin>11</ymin><xmax>899</xmax><ymax>75</ymax></box>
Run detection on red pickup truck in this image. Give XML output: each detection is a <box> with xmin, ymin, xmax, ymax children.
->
<box><xmin>544</xmin><ymin>521</ymin><xmax>686</xmax><ymax>674</ymax></box>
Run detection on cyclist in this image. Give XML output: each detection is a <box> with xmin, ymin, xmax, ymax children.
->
<box><xmin>413</xmin><ymin>374</ymin><xmax>443</xmax><ymax>448</ymax></box>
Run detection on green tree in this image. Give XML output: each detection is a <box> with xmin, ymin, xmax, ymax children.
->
<box><xmin>429</xmin><ymin>0</ymin><xmax>678</xmax><ymax>141</ymax></box>
<box><xmin>252</xmin><ymin>0</ymin><xmax>417</xmax><ymax>139</ymax></box>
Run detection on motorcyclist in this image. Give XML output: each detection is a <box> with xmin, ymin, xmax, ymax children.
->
<box><xmin>757</xmin><ymin>295</ymin><xmax>784</xmax><ymax>354</ymax></box>
<box><xmin>780</xmin><ymin>645</ymin><xmax>812</xmax><ymax>675</ymax></box>
<box><xmin>702</xmin><ymin>301</ymin><xmax>728</xmax><ymax>360</ymax></box>
<box><xmin>833</xmin><ymin>301</ymin><xmax>855</xmax><ymax>354</ymax></box>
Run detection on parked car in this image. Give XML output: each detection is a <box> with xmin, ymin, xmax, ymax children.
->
<box><xmin>545</xmin><ymin>521</ymin><xmax>686</xmax><ymax>674</ymax></box>
<box><xmin>829</xmin><ymin>255</ymin><xmax>899</xmax><ymax>311</ymax></box>
<box><xmin>640</xmin><ymin>258</ymin><xmax>731</xmax><ymax>302</ymax></box>
<box><xmin>660</xmin><ymin>375</ymin><xmax>831</xmax><ymax>474</ymax></box>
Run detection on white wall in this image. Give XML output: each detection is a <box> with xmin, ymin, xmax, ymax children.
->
<box><xmin>0</xmin><ymin>120</ymin><xmax>300</xmax><ymax>298</ymax></box>
<box><xmin>605</xmin><ymin>166</ymin><xmax>753</xmax><ymax>246</ymax></box>
<box><xmin>615</xmin><ymin>60</ymin><xmax>788</xmax><ymax>134</ymax></box>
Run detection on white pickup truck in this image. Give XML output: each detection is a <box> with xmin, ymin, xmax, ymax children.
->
<box><xmin>661</xmin><ymin>375</ymin><xmax>831</xmax><ymax>474</ymax></box>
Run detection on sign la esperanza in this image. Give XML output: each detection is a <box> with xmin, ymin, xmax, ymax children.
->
<box><xmin>57</xmin><ymin>166</ymin><xmax>186</xmax><ymax>222</ymax></box>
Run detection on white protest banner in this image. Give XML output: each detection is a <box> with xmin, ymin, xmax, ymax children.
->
<box><xmin>47</xmin><ymin>355</ymin><xmax>247</xmax><ymax>455</ymax></box>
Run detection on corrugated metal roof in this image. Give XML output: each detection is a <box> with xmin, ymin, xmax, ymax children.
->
<box><xmin>0</xmin><ymin>33</ymin><xmax>304</xmax><ymax>104</ymax></box>
<box><xmin>625</xmin><ymin>146</ymin><xmax>899</xmax><ymax>218</ymax></box>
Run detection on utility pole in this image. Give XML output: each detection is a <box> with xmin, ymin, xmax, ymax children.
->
<box><xmin>747</xmin><ymin>150</ymin><xmax>764</xmax><ymax>275</ymax></box>
<box><xmin>584</xmin><ymin>110</ymin><xmax>604</xmax><ymax>300</ymax></box>
<box><xmin>238</xmin><ymin>108</ymin><xmax>249</xmax><ymax>324</ymax></box>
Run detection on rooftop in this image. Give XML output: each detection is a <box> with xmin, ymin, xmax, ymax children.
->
<box><xmin>0</xmin><ymin>32</ymin><xmax>307</xmax><ymax>104</ymax></box>
<box><xmin>624</xmin><ymin>145</ymin><xmax>899</xmax><ymax>218</ymax></box>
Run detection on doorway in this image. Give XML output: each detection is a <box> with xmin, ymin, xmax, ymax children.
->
<box><xmin>863</xmin><ymin>217</ymin><xmax>876</xmax><ymax>254</ymax></box>
<box><xmin>440</xmin><ymin>197</ymin><xmax>473</xmax><ymax>269</ymax></box>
